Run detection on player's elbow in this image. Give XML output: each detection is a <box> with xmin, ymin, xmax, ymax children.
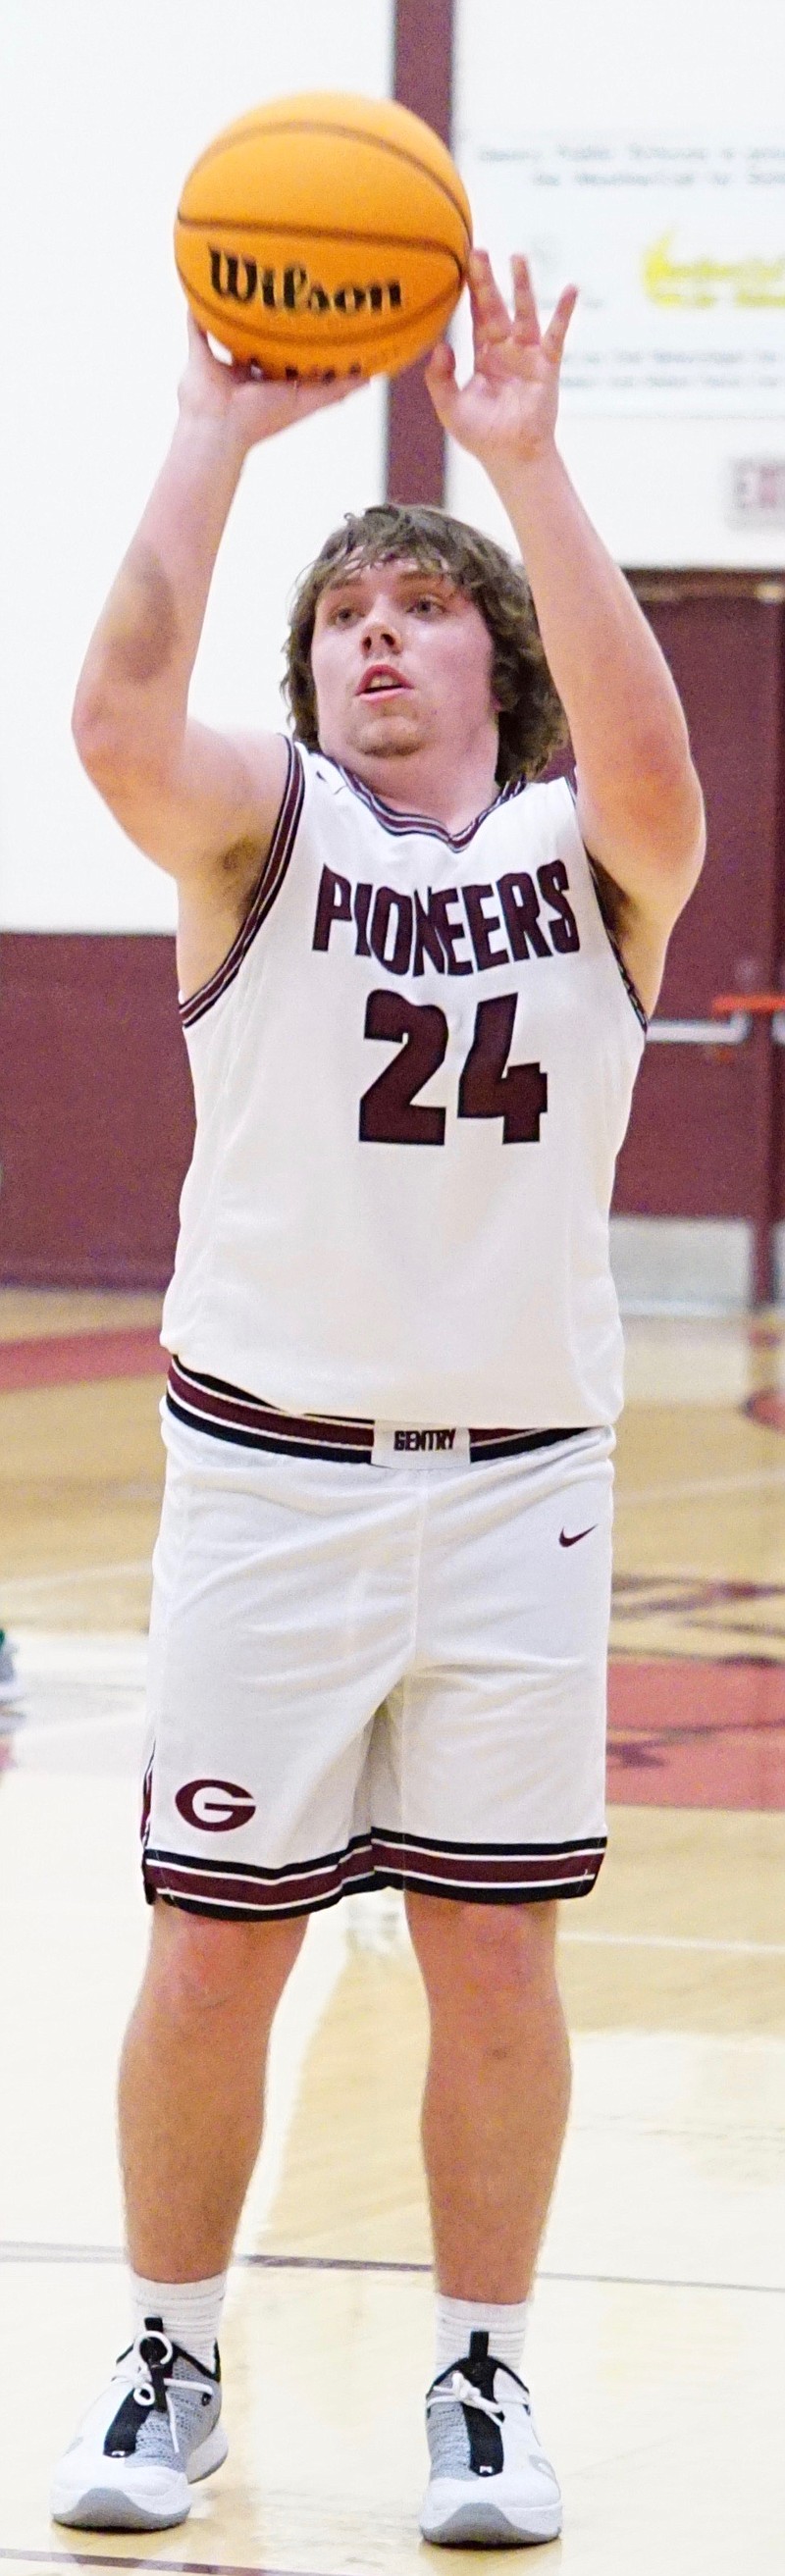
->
<box><xmin>72</xmin><ymin>681</ymin><xmax>162</xmax><ymax>808</ymax></box>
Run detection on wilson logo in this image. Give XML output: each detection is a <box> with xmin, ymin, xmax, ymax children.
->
<box><xmin>208</xmin><ymin>252</ymin><xmax>403</xmax><ymax>322</ymax></box>
<box><xmin>175</xmin><ymin>1777</ymin><xmax>256</xmax><ymax>1832</ymax></box>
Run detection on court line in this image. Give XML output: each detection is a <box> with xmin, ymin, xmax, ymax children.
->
<box><xmin>0</xmin><ymin>2555</ymin><xmax>303</xmax><ymax>2575</ymax></box>
<box><xmin>0</xmin><ymin>2243</ymin><xmax>782</xmax><ymax>2297</ymax></box>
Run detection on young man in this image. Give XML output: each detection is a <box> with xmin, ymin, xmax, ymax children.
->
<box><xmin>52</xmin><ymin>252</ymin><xmax>704</xmax><ymax>2546</ymax></box>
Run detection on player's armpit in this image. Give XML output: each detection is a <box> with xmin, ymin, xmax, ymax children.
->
<box><xmin>575</xmin><ymin>754</ymin><xmax>706</xmax><ymax>939</ymax></box>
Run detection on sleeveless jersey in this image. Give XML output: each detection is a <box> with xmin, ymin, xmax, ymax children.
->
<box><xmin>161</xmin><ymin>742</ymin><xmax>647</xmax><ymax>1426</ymax></box>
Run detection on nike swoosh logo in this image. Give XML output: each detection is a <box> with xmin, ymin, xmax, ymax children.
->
<box><xmin>559</xmin><ymin>1524</ymin><xmax>597</xmax><ymax>1547</ymax></box>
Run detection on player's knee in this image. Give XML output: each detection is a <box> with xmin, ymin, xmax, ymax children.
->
<box><xmin>147</xmin><ymin>1898</ymin><xmax>302</xmax><ymax>2022</ymax></box>
<box><xmin>408</xmin><ymin>1892</ymin><xmax>559</xmax><ymax>2006</ymax></box>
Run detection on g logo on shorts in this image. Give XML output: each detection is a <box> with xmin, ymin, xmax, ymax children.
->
<box><xmin>175</xmin><ymin>1777</ymin><xmax>256</xmax><ymax>1831</ymax></box>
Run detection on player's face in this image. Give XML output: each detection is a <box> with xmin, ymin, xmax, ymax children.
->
<box><xmin>310</xmin><ymin>558</ymin><xmax>497</xmax><ymax>771</ymax></box>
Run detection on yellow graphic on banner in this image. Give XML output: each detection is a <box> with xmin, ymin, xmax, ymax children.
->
<box><xmin>643</xmin><ymin>233</ymin><xmax>785</xmax><ymax>307</ymax></box>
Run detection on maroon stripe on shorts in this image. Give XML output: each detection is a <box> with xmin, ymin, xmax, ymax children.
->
<box><xmin>143</xmin><ymin>1835</ymin><xmax>377</xmax><ymax>1918</ymax></box>
<box><xmin>166</xmin><ymin>1359</ymin><xmax>585</xmax><ymax>1467</ymax></box>
<box><xmin>166</xmin><ymin>1358</ymin><xmax>375</xmax><ymax>1461</ymax></box>
<box><xmin>143</xmin><ymin>1827</ymin><xmax>606</xmax><ymax>1919</ymax></box>
<box><xmin>371</xmin><ymin>1829</ymin><xmax>605</xmax><ymax>1899</ymax></box>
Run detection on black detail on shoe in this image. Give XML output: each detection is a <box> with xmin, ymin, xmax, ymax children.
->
<box><xmin>428</xmin><ymin>2330</ymin><xmax>536</xmax><ymax>2484</ymax></box>
<box><xmin>102</xmin><ymin>2317</ymin><xmax>220</xmax><ymax>2461</ymax></box>
<box><xmin>460</xmin><ymin>2332</ymin><xmax>503</xmax><ymax>2476</ymax></box>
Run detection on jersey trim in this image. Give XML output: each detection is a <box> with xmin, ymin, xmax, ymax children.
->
<box><xmin>180</xmin><ymin>739</ymin><xmax>304</xmax><ymax>1030</ymax></box>
<box><xmin>165</xmin><ymin>1358</ymin><xmax>587</xmax><ymax>1465</ymax></box>
<box><xmin>588</xmin><ymin>861</ymin><xmax>649</xmax><ymax>1036</ymax></box>
<box><xmin>564</xmin><ymin>777</ymin><xmax>649</xmax><ymax>1035</ymax></box>
<box><xmin>323</xmin><ymin>753</ymin><xmax>524</xmax><ymax>847</ymax></box>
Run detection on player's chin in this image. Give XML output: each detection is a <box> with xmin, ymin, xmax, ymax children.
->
<box><xmin>353</xmin><ymin>699</ymin><xmax>420</xmax><ymax>748</ymax></box>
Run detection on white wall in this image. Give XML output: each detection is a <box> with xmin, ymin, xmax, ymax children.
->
<box><xmin>0</xmin><ymin>1</ymin><xmax>392</xmax><ymax>931</ymax></box>
<box><xmin>449</xmin><ymin>0</ymin><xmax>785</xmax><ymax>570</ymax></box>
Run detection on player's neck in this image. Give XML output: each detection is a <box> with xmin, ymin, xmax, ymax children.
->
<box><xmin>340</xmin><ymin>743</ymin><xmax>500</xmax><ymax>835</ymax></box>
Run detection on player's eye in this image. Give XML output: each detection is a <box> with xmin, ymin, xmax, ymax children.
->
<box><xmin>411</xmin><ymin>593</ymin><xmax>444</xmax><ymax>615</ymax></box>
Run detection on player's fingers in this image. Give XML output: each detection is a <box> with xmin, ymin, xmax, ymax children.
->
<box><xmin>424</xmin><ymin>339</ymin><xmax>456</xmax><ymax>383</ymax></box>
<box><xmin>510</xmin><ymin>254</ymin><xmax>541</xmax><ymax>344</ymax></box>
<box><xmin>288</xmin><ymin>372</ymin><xmax>364</xmax><ymax>413</ymax></box>
<box><xmin>542</xmin><ymin>283</ymin><xmax>579</xmax><ymax>366</ymax></box>
<box><xmin>468</xmin><ymin>248</ymin><xmax>513</xmax><ymax>342</ymax></box>
<box><xmin>424</xmin><ymin>338</ymin><xmax>458</xmax><ymax>423</ymax></box>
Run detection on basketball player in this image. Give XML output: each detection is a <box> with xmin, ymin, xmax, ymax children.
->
<box><xmin>51</xmin><ymin>251</ymin><xmax>705</xmax><ymax>2545</ymax></box>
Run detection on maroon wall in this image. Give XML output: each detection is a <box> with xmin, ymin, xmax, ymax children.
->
<box><xmin>386</xmin><ymin>0</ymin><xmax>455</xmax><ymax>506</ymax></box>
<box><xmin>614</xmin><ymin>578</ymin><xmax>785</xmax><ymax>1263</ymax></box>
<box><xmin>0</xmin><ymin>935</ymin><xmax>193</xmax><ymax>1287</ymax></box>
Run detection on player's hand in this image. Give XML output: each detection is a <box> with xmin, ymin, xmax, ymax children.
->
<box><xmin>178</xmin><ymin>312</ymin><xmax>362</xmax><ymax>448</ymax></box>
<box><xmin>424</xmin><ymin>250</ymin><xmax>577</xmax><ymax>471</ymax></box>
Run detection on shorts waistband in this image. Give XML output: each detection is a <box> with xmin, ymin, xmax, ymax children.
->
<box><xmin>165</xmin><ymin>1360</ymin><xmax>588</xmax><ymax>1467</ymax></box>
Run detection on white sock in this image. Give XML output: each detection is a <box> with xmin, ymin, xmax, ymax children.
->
<box><xmin>434</xmin><ymin>2294</ymin><xmax>529</xmax><ymax>2383</ymax></box>
<box><xmin>130</xmin><ymin>2271</ymin><xmax>228</xmax><ymax>2372</ymax></box>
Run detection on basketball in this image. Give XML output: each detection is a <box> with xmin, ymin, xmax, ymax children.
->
<box><xmin>174</xmin><ymin>90</ymin><xmax>473</xmax><ymax>380</ymax></box>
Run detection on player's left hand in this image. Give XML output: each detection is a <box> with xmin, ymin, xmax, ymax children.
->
<box><xmin>424</xmin><ymin>249</ymin><xmax>577</xmax><ymax>470</ymax></box>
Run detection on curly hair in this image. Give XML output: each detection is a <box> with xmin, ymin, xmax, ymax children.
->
<box><xmin>282</xmin><ymin>501</ymin><xmax>566</xmax><ymax>788</ymax></box>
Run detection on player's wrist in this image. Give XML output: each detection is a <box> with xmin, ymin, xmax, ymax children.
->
<box><xmin>172</xmin><ymin>394</ymin><xmax>251</xmax><ymax>479</ymax></box>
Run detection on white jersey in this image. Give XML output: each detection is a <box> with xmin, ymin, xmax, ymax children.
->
<box><xmin>161</xmin><ymin>742</ymin><xmax>646</xmax><ymax>1427</ymax></box>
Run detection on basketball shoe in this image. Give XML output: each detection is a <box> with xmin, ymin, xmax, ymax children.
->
<box><xmin>50</xmin><ymin>2317</ymin><xmax>228</xmax><ymax>2530</ymax></box>
<box><xmin>421</xmin><ymin>2329</ymin><xmax>562</xmax><ymax>2547</ymax></box>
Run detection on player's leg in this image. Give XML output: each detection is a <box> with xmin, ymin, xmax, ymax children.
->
<box><xmin>51</xmin><ymin>1901</ymin><xmax>305</xmax><ymax>2535</ymax></box>
<box><xmin>51</xmin><ymin>1412</ymin><xmax>410</xmax><ymax>2534</ymax></box>
<box><xmin>119</xmin><ymin>1897</ymin><xmax>305</xmax><ymax>2282</ymax></box>
<box><xmin>408</xmin><ymin>1892</ymin><xmax>569</xmax><ymax>2549</ymax></box>
<box><xmin>376</xmin><ymin>1425</ymin><xmax>613</xmax><ymax>2546</ymax></box>
<box><xmin>405</xmin><ymin>1891</ymin><xmax>569</xmax><ymax>2304</ymax></box>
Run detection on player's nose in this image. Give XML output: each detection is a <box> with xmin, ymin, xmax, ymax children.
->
<box><xmin>360</xmin><ymin>600</ymin><xmax>401</xmax><ymax>651</ymax></box>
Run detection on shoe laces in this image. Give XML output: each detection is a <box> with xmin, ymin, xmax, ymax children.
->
<box><xmin>429</xmin><ymin>2369</ymin><xmax>505</xmax><ymax>2423</ymax></box>
<box><xmin>118</xmin><ymin>2326</ymin><xmax>177</xmax><ymax>2418</ymax></box>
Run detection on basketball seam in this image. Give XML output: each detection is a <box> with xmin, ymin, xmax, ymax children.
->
<box><xmin>176</xmin><ymin>265</ymin><xmax>461</xmax><ymax>349</ymax></box>
<box><xmin>179</xmin><ymin>120</ymin><xmax>472</xmax><ymax>247</ymax></box>
<box><xmin>176</xmin><ymin>214</ymin><xmax>467</xmax><ymax>265</ymax></box>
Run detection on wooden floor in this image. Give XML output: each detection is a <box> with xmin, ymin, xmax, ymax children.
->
<box><xmin>0</xmin><ymin>1293</ymin><xmax>783</xmax><ymax>2572</ymax></box>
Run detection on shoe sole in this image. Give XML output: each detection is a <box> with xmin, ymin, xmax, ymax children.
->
<box><xmin>421</xmin><ymin>2496</ymin><xmax>562</xmax><ymax>2547</ymax></box>
<box><xmin>50</xmin><ymin>2423</ymin><xmax>228</xmax><ymax>2532</ymax></box>
<box><xmin>51</xmin><ymin>2486</ymin><xmax>190</xmax><ymax>2533</ymax></box>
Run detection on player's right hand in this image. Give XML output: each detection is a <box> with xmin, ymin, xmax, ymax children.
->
<box><xmin>178</xmin><ymin>312</ymin><xmax>363</xmax><ymax>447</ymax></box>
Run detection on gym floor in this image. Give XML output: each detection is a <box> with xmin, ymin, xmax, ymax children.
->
<box><xmin>0</xmin><ymin>1290</ymin><xmax>783</xmax><ymax>2573</ymax></box>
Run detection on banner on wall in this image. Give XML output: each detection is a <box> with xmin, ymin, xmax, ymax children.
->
<box><xmin>458</xmin><ymin>137</ymin><xmax>785</xmax><ymax>418</ymax></box>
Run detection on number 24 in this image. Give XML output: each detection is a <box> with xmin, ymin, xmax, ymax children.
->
<box><xmin>359</xmin><ymin>990</ymin><xmax>548</xmax><ymax>1147</ymax></box>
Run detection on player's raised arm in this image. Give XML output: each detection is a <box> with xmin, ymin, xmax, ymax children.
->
<box><xmin>426</xmin><ymin>251</ymin><xmax>706</xmax><ymax>1006</ymax></box>
<box><xmin>72</xmin><ymin>319</ymin><xmax>356</xmax><ymax>890</ymax></box>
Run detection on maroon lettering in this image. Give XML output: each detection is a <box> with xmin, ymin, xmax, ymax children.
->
<box><xmin>353</xmin><ymin>880</ymin><xmax>373</xmax><ymax>957</ymax></box>
<box><xmin>537</xmin><ymin>860</ymin><xmax>580</xmax><ymax>953</ymax></box>
<box><xmin>370</xmin><ymin>886</ymin><xmax>414</xmax><ymax>977</ymax></box>
<box><xmin>497</xmin><ymin>872</ymin><xmax>551</xmax><ymax>961</ymax></box>
<box><xmin>457</xmin><ymin>996</ymin><xmax>549</xmax><ymax>1144</ymax></box>
<box><xmin>359</xmin><ymin>992</ymin><xmax>447</xmax><ymax>1144</ymax></box>
<box><xmin>312</xmin><ymin>866</ymin><xmax>352</xmax><ymax>951</ymax></box>
<box><xmin>427</xmin><ymin>887</ymin><xmax>473</xmax><ymax>976</ymax></box>
<box><xmin>463</xmin><ymin>883</ymin><xmax>510</xmax><ymax>972</ymax></box>
<box><xmin>412</xmin><ymin>891</ymin><xmax>446</xmax><ymax>975</ymax></box>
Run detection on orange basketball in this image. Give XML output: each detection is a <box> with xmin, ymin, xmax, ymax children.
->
<box><xmin>174</xmin><ymin>90</ymin><xmax>472</xmax><ymax>380</ymax></box>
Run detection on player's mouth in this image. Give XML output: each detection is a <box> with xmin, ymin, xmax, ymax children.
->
<box><xmin>357</xmin><ymin>664</ymin><xmax>411</xmax><ymax>697</ymax></box>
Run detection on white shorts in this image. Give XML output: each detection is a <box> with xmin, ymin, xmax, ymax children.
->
<box><xmin>141</xmin><ymin>1380</ymin><xmax>614</xmax><ymax>1918</ymax></box>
